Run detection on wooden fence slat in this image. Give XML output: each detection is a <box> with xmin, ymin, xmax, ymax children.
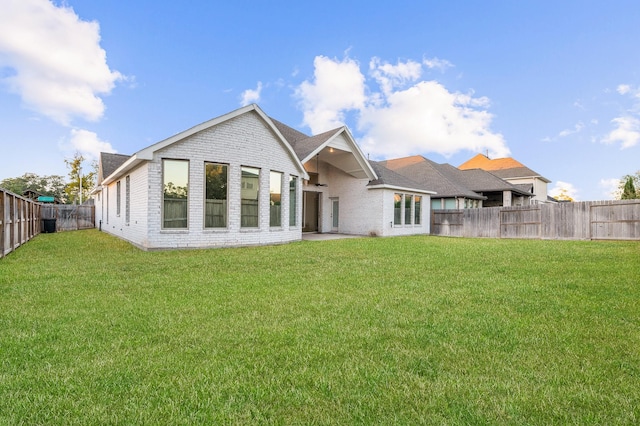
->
<box><xmin>431</xmin><ymin>200</ymin><xmax>640</xmax><ymax>240</ymax></box>
<box><xmin>0</xmin><ymin>188</ymin><xmax>42</xmax><ymax>258</ymax></box>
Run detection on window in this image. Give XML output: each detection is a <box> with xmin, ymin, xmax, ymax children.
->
<box><xmin>394</xmin><ymin>193</ymin><xmax>402</xmax><ymax>225</ymax></box>
<box><xmin>289</xmin><ymin>176</ymin><xmax>297</xmax><ymax>227</ymax></box>
<box><xmin>204</xmin><ymin>163</ymin><xmax>228</xmax><ymax>228</ymax></box>
<box><xmin>444</xmin><ymin>198</ymin><xmax>457</xmax><ymax>210</ymax></box>
<box><xmin>116</xmin><ymin>181</ymin><xmax>121</xmax><ymax>216</ymax></box>
<box><xmin>414</xmin><ymin>196</ymin><xmax>421</xmax><ymax>225</ymax></box>
<box><xmin>270</xmin><ymin>171</ymin><xmax>283</xmax><ymax>227</ymax></box>
<box><xmin>163</xmin><ymin>159</ymin><xmax>189</xmax><ymax>229</ymax></box>
<box><xmin>241</xmin><ymin>166</ymin><xmax>260</xmax><ymax>228</ymax></box>
<box><xmin>394</xmin><ymin>193</ymin><xmax>422</xmax><ymax>227</ymax></box>
<box><xmin>405</xmin><ymin>194</ymin><xmax>412</xmax><ymax>225</ymax></box>
<box><xmin>125</xmin><ymin>176</ymin><xmax>130</xmax><ymax>225</ymax></box>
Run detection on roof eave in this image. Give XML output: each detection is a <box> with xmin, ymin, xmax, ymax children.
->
<box><xmin>367</xmin><ymin>184</ymin><xmax>436</xmax><ymax>195</ymax></box>
<box><xmin>303</xmin><ymin>127</ymin><xmax>377</xmax><ymax>181</ymax></box>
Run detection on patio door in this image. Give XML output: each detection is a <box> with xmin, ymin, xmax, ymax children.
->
<box><xmin>303</xmin><ymin>191</ymin><xmax>319</xmax><ymax>232</ymax></box>
<box><xmin>331</xmin><ymin>199</ymin><xmax>339</xmax><ymax>232</ymax></box>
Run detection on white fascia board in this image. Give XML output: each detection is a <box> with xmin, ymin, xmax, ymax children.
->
<box><xmin>132</xmin><ymin>104</ymin><xmax>308</xmax><ymax>181</ymax></box>
<box><xmin>367</xmin><ymin>184</ymin><xmax>437</xmax><ymax>195</ymax></box>
<box><xmin>136</xmin><ymin>104</ymin><xmax>257</xmax><ymax>160</ymax></box>
<box><xmin>101</xmin><ymin>155</ymin><xmax>144</xmax><ymax>186</ymax></box>
<box><xmin>255</xmin><ymin>107</ymin><xmax>310</xmax><ymax>180</ymax></box>
<box><xmin>303</xmin><ymin>127</ymin><xmax>378</xmax><ymax>181</ymax></box>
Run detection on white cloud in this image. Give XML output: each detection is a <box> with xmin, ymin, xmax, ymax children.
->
<box><xmin>62</xmin><ymin>128</ymin><xmax>116</xmax><ymax>161</ymax></box>
<box><xmin>240</xmin><ymin>81</ymin><xmax>262</xmax><ymax>106</ymax></box>
<box><xmin>549</xmin><ymin>181</ymin><xmax>580</xmax><ymax>201</ymax></box>
<box><xmin>369</xmin><ymin>57</ymin><xmax>422</xmax><ymax>95</ymax></box>
<box><xmin>359</xmin><ymin>81</ymin><xmax>508</xmax><ymax>158</ymax></box>
<box><xmin>0</xmin><ymin>0</ymin><xmax>123</xmax><ymax>125</ymax></box>
<box><xmin>423</xmin><ymin>57</ymin><xmax>454</xmax><ymax>72</ymax></box>
<box><xmin>295</xmin><ymin>55</ymin><xmax>509</xmax><ymax>159</ymax></box>
<box><xmin>294</xmin><ymin>55</ymin><xmax>366</xmax><ymax>133</ymax></box>
<box><xmin>602</xmin><ymin>116</ymin><xmax>640</xmax><ymax>149</ymax></box>
<box><xmin>617</xmin><ymin>84</ymin><xmax>632</xmax><ymax>95</ymax></box>
<box><xmin>558</xmin><ymin>121</ymin><xmax>585</xmax><ymax>137</ymax></box>
<box><xmin>599</xmin><ymin>178</ymin><xmax>621</xmax><ymax>200</ymax></box>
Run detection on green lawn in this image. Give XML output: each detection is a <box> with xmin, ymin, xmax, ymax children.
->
<box><xmin>1</xmin><ymin>230</ymin><xmax>639</xmax><ymax>425</ymax></box>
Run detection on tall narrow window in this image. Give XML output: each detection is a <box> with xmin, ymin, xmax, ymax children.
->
<box><xmin>405</xmin><ymin>194</ymin><xmax>412</xmax><ymax>225</ymax></box>
<box><xmin>394</xmin><ymin>193</ymin><xmax>402</xmax><ymax>225</ymax></box>
<box><xmin>116</xmin><ymin>181</ymin><xmax>121</xmax><ymax>216</ymax></box>
<box><xmin>289</xmin><ymin>176</ymin><xmax>297</xmax><ymax>227</ymax></box>
<box><xmin>241</xmin><ymin>166</ymin><xmax>260</xmax><ymax>228</ymax></box>
<box><xmin>414</xmin><ymin>196</ymin><xmax>422</xmax><ymax>225</ymax></box>
<box><xmin>205</xmin><ymin>163</ymin><xmax>228</xmax><ymax>228</ymax></box>
<box><xmin>125</xmin><ymin>176</ymin><xmax>130</xmax><ymax>225</ymax></box>
<box><xmin>270</xmin><ymin>171</ymin><xmax>283</xmax><ymax>227</ymax></box>
<box><xmin>163</xmin><ymin>159</ymin><xmax>189</xmax><ymax>229</ymax></box>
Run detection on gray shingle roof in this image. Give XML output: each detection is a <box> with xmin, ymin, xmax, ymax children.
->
<box><xmin>367</xmin><ymin>161</ymin><xmax>427</xmax><ymax>191</ymax></box>
<box><xmin>490</xmin><ymin>166</ymin><xmax>550</xmax><ymax>182</ymax></box>
<box><xmin>380</xmin><ymin>156</ymin><xmax>485</xmax><ymax>199</ymax></box>
<box><xmin>457</xmin><ymin>169</ymin><xmax>533</xmax><ymax>195</ymax></box>
<box><xmin>99</xmin><ymin>152</ymin><xmax>130</xmax><ymax>183</ymax></box>
<box><xmin>270</xmin><ymin>118</ymin><xmax>341</xmax><ymax>161</ymax></box>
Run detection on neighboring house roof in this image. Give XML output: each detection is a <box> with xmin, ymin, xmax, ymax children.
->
<box><xmin>459</xmin><ymin>153</ymin><xmax>525</xmax><ymax>170</ymax></box>
<box><xmin>456</xmin><ymin>169</ymin><xmax>533</xmax><ymax>196</ymax></box>
<box><xmin>458</xmin><ymin>154</ymin><xmax>551</xmax><ymax>183</ymax></box>
<box><xmin>367</xmin><ymin>161</ymin><xmax>436</xmax><ymax>194</ymax></box>
<box><xmin>514</xmin><ymin>183</ymin><xmax>534</xmax><ymax>193</ymax></box>
<box><xmin>489</xmin><ymin>167</ymin><xmax>551</xmax><ymax>183</ymax></box>
<box><xmin>380</xmin><ymin>155</ymin><xmax>485</xmax><ymax>200</ymax></box>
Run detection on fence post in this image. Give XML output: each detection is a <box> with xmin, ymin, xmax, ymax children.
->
<box><xmin>0</xmin><ymin>190</ymin><xmax>4</xmax><ymax>258</ymax></box>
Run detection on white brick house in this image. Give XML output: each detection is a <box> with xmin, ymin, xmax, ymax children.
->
<box><xmin>93</xmin><ymin>104</ymin><xmax>434</xmax><ymax>250</ymax></box>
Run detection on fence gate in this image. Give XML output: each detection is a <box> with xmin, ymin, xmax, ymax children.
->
<box><xmin>40</xmin><ymin>205</ymin><xmax>95</xmax><ymax>232</ymax></box>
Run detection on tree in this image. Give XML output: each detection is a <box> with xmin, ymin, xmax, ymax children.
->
<box><xmin>64</xmin><ymin>153</ymin><xmax>97</xmax><ymax>204</ymax></box>
<box><xmin>0</xmin><ymin>173</ymin><xmax>67</xmax><ymax>201</ymax></box>
<box><xmin>554</xmin><ymin>188</ymin><xmax>574</xmax><ymax>202</ymax></box>
<box><xmin>621</xmin><ymin>175</ymin><xmax>638</xmax><ymax>199</ymax></box>
<box><xmin>617</xmin><ymin>171</ymin><xmax>640</xmax><ymax>200</ymax></box>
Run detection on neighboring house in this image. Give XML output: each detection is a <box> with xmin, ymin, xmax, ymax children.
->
<box><xmin>379</xmin><ymin>155</ymin><xmax>533</xmax><ymax>210</ymax></box>
<box><xmin>23</xmin><ymin>189</ymin><xmax>62</xmax><ymax>204</ymax></box>
<box><xmin>92</xmin><ymin>104</ymin><xmax>434</xmax><ymax>250</ymax></box>
<box><xmin>459</xmin><ymin>154</ymin><xmax>552</xmax><ymax>204</ymax></box>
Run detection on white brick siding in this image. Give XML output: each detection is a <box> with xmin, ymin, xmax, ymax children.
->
<box><xmin>94</xmin><ymin>106</ymin><xmax>431</xmax><ymax>249</ymax></box>
<box><xmin>99</xmin><ymin>111</ymin><xmax>303</xmax><ymax>250</ymax></box>
<box><xmin>306</xmin><ymin>159</ymin><xmax>430</xmax><ymax>237</ymax></box>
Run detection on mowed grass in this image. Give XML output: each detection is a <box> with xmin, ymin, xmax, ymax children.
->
<box><xmin>0</xmin><ymin>230</ymin><xmax>639</xmax><ymax>425</ymax></box>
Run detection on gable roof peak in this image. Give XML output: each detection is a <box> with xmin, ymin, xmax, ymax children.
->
<box><xmin>459</xmin><ymin>153</ymin><xmax>525</xmax><ymax>171</ymax></box>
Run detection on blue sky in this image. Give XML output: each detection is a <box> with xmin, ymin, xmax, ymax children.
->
<box><xmin>1</xmin><ymin>0</ymin><xmax>639</xmax><ymax>200</ymax></box>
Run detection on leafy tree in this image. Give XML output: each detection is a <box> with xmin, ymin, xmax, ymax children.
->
<box><xmin>0</xmin><ymin>173</ymin><xmax>67</xmax><ymax>201</ymax></box>
<box><xmin>554</xmin><ymin>188</ymin><xmax>574</xmax><ymax>202</ymax></box>
<box><xmin>64</xmin><ymin>153</ymin><xmax>97</xmax><ymax>204</ymax></box>
<box><xmin>205</xmin><ymin>164</ymin><xmax>227</xmax><ymax>200</ymax></box>
<box><xmin>163</xmin><ymin>182</ymin><xmax>188</xmax><ymax>199</ymax></box>
<box><xmin>621</xmin><ymin>175</ymin><xmax>638</xmax><ymax>199</ymax></box>
<box><xmin>617</xmin><ymin>171</ymin><xmax>640</xmax><ymax>200</ymax></box>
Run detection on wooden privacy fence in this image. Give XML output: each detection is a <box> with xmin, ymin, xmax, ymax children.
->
<box><xmin>40</xmin><ymin>204</ymin><xmax>95</xmax><ymax>232</ymax></box>
<box><xmin>432</xmin><ymin>200</ymin><xmax>640</xmax><ymax>240</ymax></box>
<box><xmin>1</xmin><ymin>188</ymin><xmax>41</xmax><ymax>258</ymax></box>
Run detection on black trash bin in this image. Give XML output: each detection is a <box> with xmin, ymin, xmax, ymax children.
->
<box><xmin>42</xmin><ymin>218</ymin><xmax>56</xmax><ymax>233</ymax></box>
